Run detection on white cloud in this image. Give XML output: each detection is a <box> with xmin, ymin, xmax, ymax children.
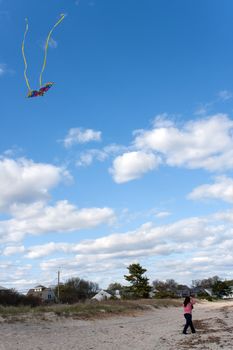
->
<box><xmin>0</xmin><ymin>158</ymin><xmax>70</xmax><ymax>212</ymax></box>
<box><xmin>133</xmin><ymin>114</ymin><xmax>233</xmax><ymax>171</ymax></box>
<box><xmin>0</xmin><ymin>63</ymin><xmax>13</xmax><ymax>76</ymax></box>
<box><xmin>48</xmin><ymin>38</ymin><xmax>58</xmax><ymax>49</ymax></box>
<box><xmin>3</xmin><ymin>208</ymin><xmax>233</xmax><ymax>288</ymax></box>
<box><xmin>23</xmin><ymin>210</ymin><xmax>233</xmax><ymax>285</ymax></box>
<box><xmin>0</xmin><ymin>63</ymin><xmax>7</xmax><ymax>76</ymax></box>
<box><xmin>188</xmin><ymin>176</ymin><xmax>233</xmax><ymax>203</ymax></box>
<box><xmin>194</xmin><ymin>104</ymin><xmax>209</xmax><ymax>116</ymax></box>
<box><xmin>76</xmin><ymin>144</ymin><xmax>126</xmax><ymax>167</ymax></box>
<box><xmin>76</xmin><ymin>149</ymin><xmax>108</xmax><ymax>167</ymax></box>
<box><xmin>110</xmin><ymin>114</ymin><xmax>233</xmax><ymax>183</ymax></box>
<box><xmin>218</xmin><ymin>90</ymin><xmax>233</xmax><ymax>101</ymax></box>
<box><xmin>0</xmin><ymin>201</ymin><xmax>115</xmax><ymax>243</ymax></box>
<box><xmin>110</xmin><ymin>151</ymin><xmax>160</xmax><ymax>183</ymax></box>
<box><xmin>25</xmin><ymin>242</ymin><xmax>70</xmax><ymax>259</ymax></box>
<box><xmin>155</xmin><ymin>211</ymin><xmax>171</xmax><ymax>218</ymax></box>
<box><xmin>3</xmin><ymin>245</ymin><xmax>25</xmax><ymax>256</ymax></box>
<box><xmin>63</xmin><ymin>128</ymin><xmax>102</xmax><ymax>148</ymax></box>
<box><xmin>213</xmin><ymin>209</ymin><xmax>233</xmax><ymax>223</ymax></box>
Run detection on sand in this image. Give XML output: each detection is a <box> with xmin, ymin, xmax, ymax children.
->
<box><xmin>0</xmin><ymin>300</ymin><xmax>233</xmax><ymax>350</ymax></box>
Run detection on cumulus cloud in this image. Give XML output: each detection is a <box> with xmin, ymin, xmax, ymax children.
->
<box><xmin>25</xmin><ymin>215</ymin><xmax>220</xmax><ymax>259</ymax></box>
<box><xmin>73</xmin><ymin>114</ymin><xmax>233</xmax><ymax>182</ymax></box>
<box><xmin>63</xmin><ymin>128</ymin><xmax>102</xmax><ymax>148</ymax></box>
<box><xmin>0</xmin><ymin>63</ymin><xmax>7</xmax><ymax>76</ymax></box>
<box><xmin>110</xmin><ymin>151</ymin><xmax>160</xmax><ymax>183</ymax></box>
<box><xmin>134</xmin><ymin>114</ymin><xmax>233</xmax><ymax>169</ymax></box>
<box><xmin>76</xmin><ymin>144</ymin><xmax>126</xmax><ymax>167</ymax></box>
<box><xmin>3</xmin><ymin>245</ymin><xmax>25</xmax><ymax>256</ymax></box>
<box><xmin>108</xmin><ymin>114</ymin><xmax>233</xmax><ymax>183</ymax></box>
<box><xmin>3</xmin><ymin>208</ymin><xmax>233</xmax><ymax>288</ymax></box>
<box><xmin>0</xmin><ymin>158</ymin><xmax>70</xmax><ymax>212</ymax></box>
<box><xmin>188</xmin><ymin>176</ymin><xmax>233</xmax><ymax>203</ymax></box>
<box><xmin>0</xmin><ymin>201</ymin><xmax>115</xmax><ymax>243</ymax></box>
<box><xmin>19</xmin><ymin>209</ymin><xmax>233</xmax><ymax>288</ymax></box>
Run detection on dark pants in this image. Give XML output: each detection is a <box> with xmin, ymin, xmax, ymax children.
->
<box><xmin>183</xmin><ymin>313</ymin><xmax>196</xmax><ymax>334</ymax></box>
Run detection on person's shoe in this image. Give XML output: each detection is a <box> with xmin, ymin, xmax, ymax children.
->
<box><xmin>182</xmin><ymin>332</ymin><xmax>187</xmax><ymax>335</ymax></box>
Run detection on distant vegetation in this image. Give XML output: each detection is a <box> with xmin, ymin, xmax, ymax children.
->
<box><xmin>0</xmin><ymin>288</ymin><xmax>41</xmax><ymax>307</ymax></box>
<box><xmin>1</xmin><ymin>264</ymin><xmax>233</xmax><ymax>309</ymax></box>
<box><xmin>0</xmin><ymin>298</ymin><xmax>182</xmax><ymax>321</ymax></box>
<box><xmin>54</xmin><ymin>277</ymin><xmax>99</xmax><ymax>304</ymax></box>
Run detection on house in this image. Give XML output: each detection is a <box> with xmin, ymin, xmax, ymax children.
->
<box><xmin>92</xmin><ymin>289</ymin><xmax>121</xmax><ymax>301</ymax></box>
<box><xmin>0</xmin><ymin>286</ymin><xmax>9</xmax><ymax>291</ymax></box>
<box><xmin>0</xmin><ymin>286</ymin><xmax>9</xmax><ymax>294</ymax></box>
<box><xmin>221</xmin><ymin>286</ymin><xmax>233</xmax><ymax>299</ymax></box>
<box><xmin>174</xmin><ymin>285</ymin><xmax>191</xmax><ymax>298</ymax></box>
<box><xmin>27</xmin><ymin>285</ymin><xmax>56</xmax><ymax>302</ymax></box>
<box><xmin>149</xmin><ymin>288</ymin><xmax>159</xmax><ymax>298</ymax></box>
<box><xmin>190</xmin><ymin>286</ymin><xmax>213</xmax><ymax>297</ymax></box>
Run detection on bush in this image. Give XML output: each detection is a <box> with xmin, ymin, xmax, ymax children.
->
<box><xmin>0</xmin><ymin>289</ymin><xmax>41</xmax><ymax>307</ymax></box>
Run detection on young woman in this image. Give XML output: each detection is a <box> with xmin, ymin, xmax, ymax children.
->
<box><xmin>182</xmin><ymin>296</ymin><xmax>196</xmax><ymax>334</ymax></box>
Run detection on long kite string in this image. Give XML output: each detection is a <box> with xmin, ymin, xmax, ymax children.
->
<box><xmin>39</xmin><ymin>14</ymin><xmax>65</xmax><ymax>88</ymax></box>
<box><xmin>22</xmin><ymin>18</ymin><xmax>31</xmax><ymax>92</ymax></box>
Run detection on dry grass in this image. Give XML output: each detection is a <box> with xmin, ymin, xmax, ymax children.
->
<box><xmin>0</xmin><ymin>298</ymin><xmax>181</xmax><ymax>322</ymax></box>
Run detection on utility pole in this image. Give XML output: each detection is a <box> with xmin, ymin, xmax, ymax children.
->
<box><xmin>57</xmin><ymin>270</ymin><xmax>60</xmax><ymax>303</ymax></box>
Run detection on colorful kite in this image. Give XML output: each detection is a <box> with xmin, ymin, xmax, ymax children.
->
<box><xmin>22</xmin><ymin>14</ymin><xmax>65</xmax><ymax>98</ymax></box>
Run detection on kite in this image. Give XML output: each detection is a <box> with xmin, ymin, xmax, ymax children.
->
<box><xmin>22</xmin><ymin>14</ymin><xmax>65</xmax><ymax>98</ymax></box>
<box><xmin>27</xmin><ymin>82</ymin><xmax>54</xmax><ymax>98</ymax></box>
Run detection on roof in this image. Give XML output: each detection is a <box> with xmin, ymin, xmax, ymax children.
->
<box><xmin>0</xmin><ymin>285</ymin><xmax>9</xmax><ymax>291</ymax></box>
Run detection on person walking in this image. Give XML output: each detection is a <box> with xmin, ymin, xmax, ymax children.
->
<box><xmin>182</xmin><ymin>296</ymin><xmax>196</xmax><ymax>334</ymax></box>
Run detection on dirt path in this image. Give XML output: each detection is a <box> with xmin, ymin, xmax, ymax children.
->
<box><xmin>1</xmin><ymin>300</ymin><xmax>233</xmax><ymax>350</ymax></box>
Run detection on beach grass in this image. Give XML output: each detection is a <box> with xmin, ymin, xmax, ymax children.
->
<box><xmin>0</xmin><ymin>298</ymin><xmax>182</xmax><ymax>320</ymax></box>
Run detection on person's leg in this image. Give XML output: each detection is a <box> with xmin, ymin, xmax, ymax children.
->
<box><xmin>183</xmin><ymin>314</ymin><xmax>189</xmax><ymax>334</ymax></box>
<box><xmin>190</xmin><ymin>315</ymin><xmax>196</xmax><ymax>333</ymax></box>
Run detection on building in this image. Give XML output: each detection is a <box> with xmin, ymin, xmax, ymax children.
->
<box><xmin>27</xmin><ymin>285</ymin><xmax>56</xmax><ymax>302</ymax></box>
<box><xmin>92</xmin><ymin>289</ymin><xmax>121</xmax><ymax>301</ymax></box>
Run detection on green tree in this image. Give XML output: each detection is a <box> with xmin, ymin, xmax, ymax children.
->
<box><xmin>55</xmin><ymin>277</ymin><xmax>99</xmax><ymax>303</ymax></box>
<box><xmin>212</xmin><ymin>280</ymin><xmax>231</xmax><ymax>298</ymax></box>
<box><xmin>124</xmin><ymin>263</ymin><xmax>152</xmax><ymax>298</ymax></box>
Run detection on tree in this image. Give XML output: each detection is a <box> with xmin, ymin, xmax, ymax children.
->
<box><xmin>152</xmin><ymin>279</ymin><xmax>178</xmax><ymax>298</ymax></box>
<box><xmin>107</xmin><ymin>282</ymin><xmax>124</xmax><ymax>292</ymax></box>
<box><xmin>192</xmin><ymin>276</ymin><xmax>220</xmax><ymax>289</ymax></box>
<box><xmin>124</xmin><ymin>263</ymin><xmax>152</xmax><ymax>298</ymax></box>
<box><xmin>212</xmin><ymin>280</ymin><xmax>231</xmax><ymax>298</ymax></box>
<box><xmin>55</xmin><ymin>277</ymin><xmax>99</xmax><ymax>303</ymax></box>
<box><xmin>0</xmin><ymin>289</ymin><xmax>41</xmax><ymax>307</ymax></box>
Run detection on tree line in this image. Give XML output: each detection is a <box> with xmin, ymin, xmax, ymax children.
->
<box><xmin>1</xmin><ymin>263</ymin><xmax>233</xmax><ymax>306</ymax></box>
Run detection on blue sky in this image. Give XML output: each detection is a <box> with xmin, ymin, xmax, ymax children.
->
<box><xmin>1</xmin><ymin>0</ymin><xmax>233</xmax><ymax>292</ymax></box>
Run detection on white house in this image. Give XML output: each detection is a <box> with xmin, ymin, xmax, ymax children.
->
<box><xmin>92</xmin><ymin>289</ymin><xmax>121</xmax><ymax>301</ymax></box>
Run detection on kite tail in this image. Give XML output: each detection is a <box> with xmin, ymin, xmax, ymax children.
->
<box><xmin>22</xmin><ymin>18</ymin><xmax>31</xmax><ymax>92</ymax></box>
<box><xmin>39</xmin><ymin>13</ymin><xmax>65</xmax><ymax>88</ymax></box>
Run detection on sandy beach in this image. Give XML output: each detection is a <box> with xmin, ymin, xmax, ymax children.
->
<box><xmin>0</xmin><ymin>300</ymin><xmax>233</xmax><ymax>350</ymax></box>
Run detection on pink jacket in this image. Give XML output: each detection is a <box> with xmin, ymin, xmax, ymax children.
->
<box><xmin>183</xmin><ymin>299</ymin><xmax>195</xmax><ymax>314</ymax></box>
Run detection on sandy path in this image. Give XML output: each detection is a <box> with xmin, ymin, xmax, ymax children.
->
<box><xmin>1</xmin><ymin>300</ymin><xmax>233</xmax><ymax>350</ymax></box>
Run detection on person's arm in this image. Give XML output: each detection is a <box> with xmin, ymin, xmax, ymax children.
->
<box><xmin>190</xmin><ymin>297</ymin><xmax>196</xmax><ymax>306</ymax></box>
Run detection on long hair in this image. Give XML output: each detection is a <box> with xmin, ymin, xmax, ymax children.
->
<box><xmin>183</xmin><ymin>296</ymin><xmax>190</xmax><ymax>307</ymax></box>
